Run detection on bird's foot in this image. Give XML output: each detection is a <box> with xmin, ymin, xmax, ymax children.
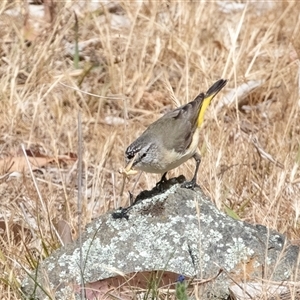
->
<box><xmin>181</xmin><ymin>179</ymin><xmax>199</xmax><ymax>190</ymax></box>
<box><xmin>155</xmin><ymin>173</ymin><xmax>168</xmax><ymax>192</ymax></box>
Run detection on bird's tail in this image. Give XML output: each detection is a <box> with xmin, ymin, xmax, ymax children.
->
<box><xmin>197</xmin><ymin>79</ymin><xmax>227</xmax><ymax>127</ymax></box>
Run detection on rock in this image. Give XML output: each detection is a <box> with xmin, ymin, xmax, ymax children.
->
<box><xmin>22</xmin><ymin>176</ymin><xmax>299</xmax><ymax>299</ymax></box>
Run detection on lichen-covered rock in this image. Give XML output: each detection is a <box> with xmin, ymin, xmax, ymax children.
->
<box><xmin>22</xmin><ymin>177</ymin><xmax>299</xmax><ymax>299</ymax></box>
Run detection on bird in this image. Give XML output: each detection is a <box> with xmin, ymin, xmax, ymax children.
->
<box><xmin>124</xmin><ymin>79</ymin><xmax>227</xmax><ymax>188</ymax></box>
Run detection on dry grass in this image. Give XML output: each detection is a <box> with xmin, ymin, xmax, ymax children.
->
<box><xmin>0</xmin><ymin>0</ymin><xmax>300</xmax><ymax>299</ymax></box>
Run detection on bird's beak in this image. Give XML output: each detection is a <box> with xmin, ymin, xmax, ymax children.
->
<box><xmin>119</xmin><ymin>154</ymin><xmax>139</xmax><ymax>196</ymax></box>
<box><xmin>119</xmin><ymin>153</ymin><xmax>138</xmax><ymax>177</ymax></box>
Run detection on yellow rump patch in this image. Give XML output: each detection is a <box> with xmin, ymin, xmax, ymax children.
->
<box><xmin>197</xmin><ymin>94</ymin><xmax>214</xmax><ymax>127</ymax></box>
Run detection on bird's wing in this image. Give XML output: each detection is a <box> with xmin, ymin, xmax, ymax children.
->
<box><xmin>146</xmin><ymin>96</ymin><xmax>204</xmax><ymax>153</ymax></box>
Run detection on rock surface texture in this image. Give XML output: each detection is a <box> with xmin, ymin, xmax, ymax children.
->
<box><xmin>22</xmin><ymin>176</ymin><xmax>300</xmax><ymax>299</ymax></box>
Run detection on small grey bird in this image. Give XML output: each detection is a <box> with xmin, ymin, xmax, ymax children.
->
<box><xmin>125</xmin><ymin>79</ymin><xmax>227</xmax><ymax>188</ymax></box>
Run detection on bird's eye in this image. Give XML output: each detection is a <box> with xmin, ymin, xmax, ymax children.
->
<box><xmin>141</xmin><ymin>153</ymin><xmax>147</xmax><ymax>158</ymax></box>
<box><xmin>127</xmin><ymin>152</ymin><xmax>134</xmax><ymax>160</ymax></box>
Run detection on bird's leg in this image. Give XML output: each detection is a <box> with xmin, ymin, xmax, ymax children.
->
<box><xmin>156</xmin><ymin>172</ymin><xmax>168</xmax><ymax>190</ymax></box>
<box><xmin>182</xmin><ymin>152</ymin><xmax>201</xmax><ymax>189</ymax></box>
<box><xmin>160</xmin><ymin>172</ymin><xmax>168</xmax><ymax>183</ymax></box>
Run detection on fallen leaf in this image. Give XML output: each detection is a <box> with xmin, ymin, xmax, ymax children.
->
<box><xmin>55</xmin><ymin>219</ymin><xmax>73</xmax><ymax>246</ymax></box>
<box><xmin>0</xmin><ymin>151</ymin><xmax>77</xmax><ymax>174</ymax></box>
<box><xmin>0</xmin><ymin>219</ymin><xmax>32</xmax><ymax>244</ymax></box>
